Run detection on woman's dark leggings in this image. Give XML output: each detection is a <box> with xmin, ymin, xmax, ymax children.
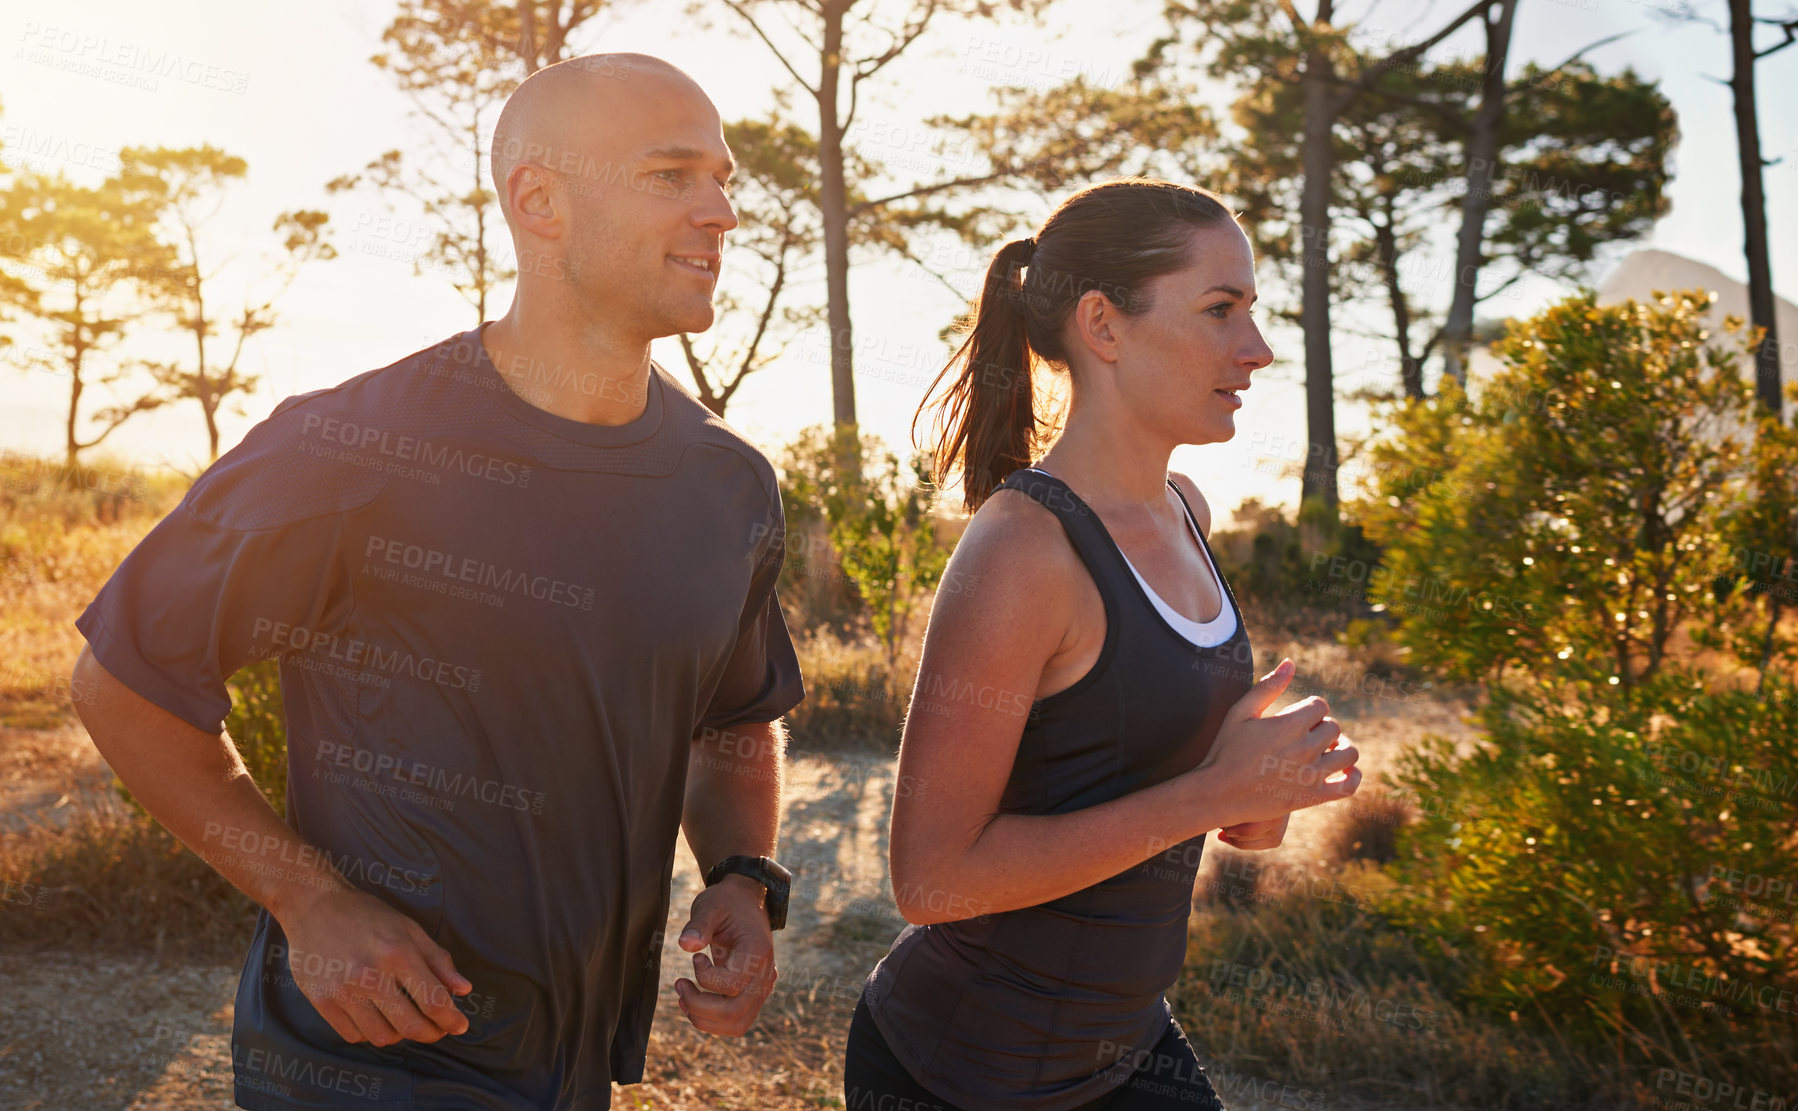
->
<box><xmin>843</xmin><ymin>989</ymin><xmax>1226</xmax><ymax>1110</ymax></box>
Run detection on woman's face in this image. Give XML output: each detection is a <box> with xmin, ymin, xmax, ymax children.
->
<box><xmin>1101</xmin><ymin>221</ymin><xmax>1274</xmax><ymax>447</ymax></box>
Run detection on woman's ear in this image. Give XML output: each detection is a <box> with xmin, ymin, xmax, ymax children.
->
<box><xmin>1068</xmin><ymin>289</ymin><xmax>1121</xmax><ymax>366</ymax></box>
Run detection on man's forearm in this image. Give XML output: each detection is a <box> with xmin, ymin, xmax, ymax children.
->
<box><xmin>72</xmin><ymin>647</ymin><xmax>346</xmax><ymax>922</ymax></box>
<box><xmin>681</xmin><ymin>718</ymin><xmax>785</xmax><ymax>875</ymax></box>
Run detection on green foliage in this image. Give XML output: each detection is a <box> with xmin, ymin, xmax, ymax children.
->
<box><xmin>776</xmin><ymin>424</ymin><xmax>952</xmax><ymax>668</ymax></box>
<box><xmin>1350</xmin><ymin>289</ymin><xmax>1798</xmax><ymax>1095</ymax></box>
<box><xmin>1207</xmin><ymin>493</ymin><xmax>1383</xmax><ymax>620</ymax></box>
<box><xmin>224</xmin><ymin>657</ymin><xmax>290</xmax><ymax>818</ymax></box>
<box><xmin>1697</xmin><ymin>395</ymin><xmax>1798</xmax><ymax>682</ymax></box>
<box><xmin>1381</xmin><ymin>668</ymin><xmax>1798</xmax><ymax>1091</ymax></box>
<box><xmin>1352</xmin><ymin>289</ymin><xmax>1770</xmax><ymax>690</ymax></box>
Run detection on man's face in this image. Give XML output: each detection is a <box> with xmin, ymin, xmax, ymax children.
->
<box><xmin>553</xmin><ymin>78</ymin><xmax>739</xmax><ymax>340</ymax></box>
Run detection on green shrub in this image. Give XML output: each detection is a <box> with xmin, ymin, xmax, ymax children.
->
<box><xmin>223</xmin><ymin>657</ymin><xmax>289</xmax><ymax>817</ymax></box>
<box><xmin>1351</xmin><ymin>289</ymin><xmax>1773</xmax><ymax>691</ymax></box>
<box><xmin>1207</xmin><ymin>495</ymin><xmax>1383</xmax><ymax>623</ymax></box>
<box><xmin>776</xmin><ymin>424</ymin><xmax>951</xmax><ymax>669</ymax></box>
<box><xmin>1382</xmin><ymin>668</ymin><xmax>1798</xmax><ymax>1094</ymax></box>
<box><xmin>1336</xmin><ymin>289</ymin><xmax>1798</xmax><ymax>1102</ymax></box>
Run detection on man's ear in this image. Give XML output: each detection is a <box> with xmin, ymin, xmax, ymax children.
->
<box><xmin>508</xmin><ymin>165</ymin><xmax>564</xmax><ymax>239</ymax></box>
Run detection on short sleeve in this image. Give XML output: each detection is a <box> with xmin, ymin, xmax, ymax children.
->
<box><xmin>74</xmin><ymin>394</ymin><xmax>387</xmax><ymax>734</ymax></box>
<box><xmin>695</xmin><ymin>494</ymin><xmax>806</xmax><ymax>734</ymax></box>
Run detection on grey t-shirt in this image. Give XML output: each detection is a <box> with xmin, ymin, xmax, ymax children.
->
<box><xmin>75</xmin><ymin>323</ymin><xmax>806</xmax><ymax>1109</ymax></box>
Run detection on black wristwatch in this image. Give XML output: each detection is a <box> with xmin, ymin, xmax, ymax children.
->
<box><xmin>703</xmin><ymin>854</ymin><xmax>792</xmax><ymax>931</ymax></box>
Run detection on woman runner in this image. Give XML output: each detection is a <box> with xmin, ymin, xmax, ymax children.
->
<box><xmin>842</xmin><ymin>178</ymin><xmax>1363</xmax><ymax>1111</ymax></box>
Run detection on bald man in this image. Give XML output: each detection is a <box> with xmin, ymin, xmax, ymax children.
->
<box><xmin>71</xmin><ymin>53</ymin><xmax>806</xmax><ymax>1110</ymax></box>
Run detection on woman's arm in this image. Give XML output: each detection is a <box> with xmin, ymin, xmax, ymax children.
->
<box><xmin>887</xmin><ymin>492</ymin><xmax>1358</xmax><ymax>926</ymax></box>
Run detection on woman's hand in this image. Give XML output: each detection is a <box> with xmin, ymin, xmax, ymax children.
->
<box><xmin>1182</xmin><ymin>658</ymin><xmax>1361</xmax><ymax>829</ymax></box>
<box><xmin>1217</xmin><ymin>813</ymin><xmax>1288</xmax><ymax>851</ymax></box>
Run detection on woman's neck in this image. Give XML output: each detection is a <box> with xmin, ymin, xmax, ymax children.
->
<box><xmin>1034</xmin><ymin>425</ymin><xmax>1173</xmax><ymax>517</ymax></box>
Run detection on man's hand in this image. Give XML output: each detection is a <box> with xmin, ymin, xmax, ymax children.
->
<box><xmin>673</xmin><ymin>874</ymin><xmax>777</xmax><ymax>1036</ymax></box>
<box><xmin>277</xmin><ymin>880</ymin><xmax>473</xmax><ymax>1048</ymax></box>
<box><xmin>1217</xmin><ymin>813</ymin><xmax>1289</xmax><ymax>851</ymax></box>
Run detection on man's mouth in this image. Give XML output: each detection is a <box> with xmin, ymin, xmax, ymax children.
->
<box><xmin>668</xmin><ymin>254</ymin><xmax>717</xmax><ymax>277</ymax></box>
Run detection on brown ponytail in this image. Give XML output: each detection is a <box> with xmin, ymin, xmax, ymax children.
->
<box><xmin>913</xmin><ymin>178</ymin><xmax>1236</xmax><ymax>514</ymax></box>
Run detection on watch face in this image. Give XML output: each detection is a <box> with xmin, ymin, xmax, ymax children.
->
<box><xmin>761</xmin><ymin>865</ymin><xmax>790</xmax><ymax>898</ymax></box>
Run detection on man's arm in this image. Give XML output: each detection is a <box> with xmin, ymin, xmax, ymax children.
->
<box><xmin>72</xmin><ymin>646</ymin><xmax>472</xmax><ymax>1047</ymax></box>
<box><xmin>673</xmin><ymin>717</ymin><xmax>787</xmax><ymax>1036</ymax></box>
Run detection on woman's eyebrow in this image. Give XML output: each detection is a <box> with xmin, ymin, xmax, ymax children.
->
<box><xmin>1195</xmin><ymin>284</ymin><xmax>1257</xmax><ymax>303</ymax></box>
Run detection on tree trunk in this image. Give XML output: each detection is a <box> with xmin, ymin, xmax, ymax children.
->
<box><xmin>818</xmin><ymin>1</ymin><xmax>857</xmax><ymax>431</ymax></box>
<box><xmin>1374</xmin><ymin>201</ymin><xmax>1423</xmax><ymax>399</ymax></box>
<box><xmin>1730</xmin><ymin>0</ymin><xmax>1783</xmax><ymax>417</ymax></box>
<box><xmin>474</xmin><ymin>116</ymin><xmax>491</xmax><ymax>324</ymax></box>
<box><xmin>65</xmin><ymin>367</ymin><xmax>83</xmax><ymax>472</ymax></box>
<box><xmin>1298</xmin><ymin>2</ymin><xmax>1340</xmax><ymax>514</ymax></box>
<box><xmin>65</xmin><ymin>296</ymin><xmax>88</xmax><ymax>471</ymax></box>
<box><xmin>1440</xmin><ymin>0</ymin><xmax>1518</xmax><ymax>390</ymax></box>
<box><xmin>206</xmin><ymin>398</ymin><xmax>221</xmax><ymax>462</ymax></box>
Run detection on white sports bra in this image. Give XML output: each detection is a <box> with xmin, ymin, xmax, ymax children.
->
<box><xmin>1026</xmin><ymin>467</ymin><xmax>1238</xmax><ymax>648</ymax></box>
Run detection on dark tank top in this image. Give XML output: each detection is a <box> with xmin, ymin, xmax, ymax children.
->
<box><xmin>863</xmin><ymin>465</ymin><xmax>1256</xmax><ymax>1111</ymax></box>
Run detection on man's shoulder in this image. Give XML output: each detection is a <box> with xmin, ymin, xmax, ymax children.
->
<box><xmin>264</xmin><ymin>329</ymin><xmax>473</xmax><ymax>426</ymax></box>
<box><xmin>651</xmin><ymin>362</ymin><xmax>782</xmax><ymax>506</ymax></box>
<box><xmin>184</xmin><ymin>330</ymin><xmax>473</xmax><ymax>531</ymax></box>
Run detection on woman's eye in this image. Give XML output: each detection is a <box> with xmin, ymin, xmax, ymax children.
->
<box><xmin>1208</xmin><ymin>303</ymin><xmax>1232</xmax><ymax>317</ymax></box>
<box><xmin>657</xmin><ymin>169</ymin><xmax>685</xmax><ymax>182</ymax></box>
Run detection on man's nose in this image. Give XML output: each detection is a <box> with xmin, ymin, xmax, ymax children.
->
<box><xmin>697</xmin><ymin>187</ymin><xmax>739</xmax><ymax>233</ymax></box>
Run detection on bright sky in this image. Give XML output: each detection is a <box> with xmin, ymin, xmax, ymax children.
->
<box><xmin>2</xmin><ymin>0</ymin><xmax>1794</xmax><ymax>526</ymax></box>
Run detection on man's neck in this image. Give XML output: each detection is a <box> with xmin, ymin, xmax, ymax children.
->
<box><xmin>479</xmin><ymin>312</ymin><xmax>654</xmax><ymax>427</ymax></box>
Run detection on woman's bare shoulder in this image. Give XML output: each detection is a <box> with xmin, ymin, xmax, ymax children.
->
<box><xmin>927</xmin><ymin>487</ymin><xmax>1084</xmax><ymax>651</ymax></box>
<box><xmin>1167</xmin><ymin>470</ymin><xmax>1213</xmax><ymax>538</ymax></box>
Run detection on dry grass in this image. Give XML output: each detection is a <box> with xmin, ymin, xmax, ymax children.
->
<box><xmin>784</xmin><ymin>623</ymin><xmax>922</xmax><ymax>756</ymax></box>
<box><xmin>1178</xmin><ymin>881</ymin><xmax>1600</xmax><ymax>1110</ymax></box>
<box><xmin>0</xmin><ymin>453</ymin><xmax>184</xmax><ymax>727</ymax></box>
<box><xmin>0</xmin><ymin>801</ymin><xmax>256</xmax><ymax>960</ymax></box>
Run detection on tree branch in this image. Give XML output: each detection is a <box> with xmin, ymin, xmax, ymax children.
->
<box><xmin>1336</xmin><ymin>0</ymin><xmax>1496</xmax><ymax>114</ymax></box>
<box><xmin>853</xmin><ymin>0</ymin><xmax>941</xmax><ymax>82</ymax></box>
<box><xmin>1752</xmin><ymin>15</ymin><xmax>1798</xmax><ymax>59</ymax></box>
<box><xmin>1543</xmin><ymin>29</ymin><xmax>1634</xmax><ymax>75</ymax></box>
<box><xmin>720</xmin><ymin>1</ymin><xmax>821</xmax><ymax>98</ymax></box>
